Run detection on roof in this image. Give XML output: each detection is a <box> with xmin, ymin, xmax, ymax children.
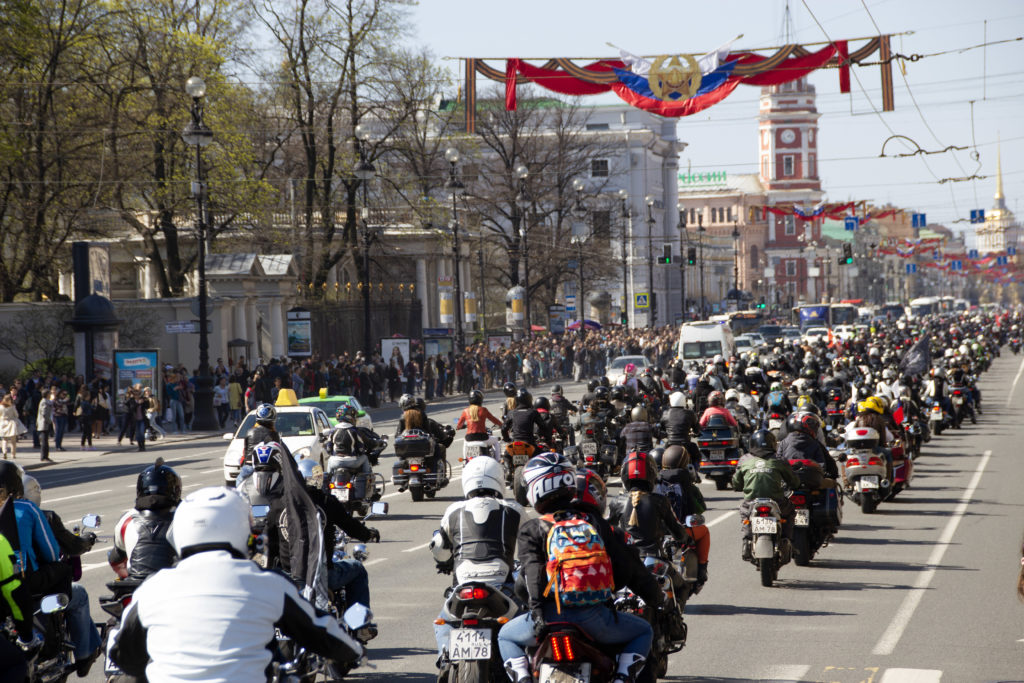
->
<box><xmin>678</xmin><ymin>172</ymin><xmax>765</xmax><ymax>197</ymax></box>
<box><xmin>206</xmin><ymin>253</ymin><xmax>264</xmax><ymax>277</ymax></box>
<box><xmin>258</xmin><ymin>254</ymin><xmax>295</xmax><ymax>277</ymax></box>
<box><xmin>821</xmin><ymin>218</ymin><xmax>855</xmax><ymax>242</ymax></box>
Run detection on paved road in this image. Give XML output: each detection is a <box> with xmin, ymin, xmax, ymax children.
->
<box><xmin>31</xmin><ymin>361</ymin><xmax>1024</xmax><ymax>682</ymax></box>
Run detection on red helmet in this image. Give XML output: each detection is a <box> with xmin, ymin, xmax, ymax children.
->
<box><xmin>572</xmin><ymin>468</ymin><xmax>608</xmax><ymax>516</ymax></box>
<box><xmin>620</xmin><ymin>451</ymin><xmax>657</xmax><ymax>491</ymax></box>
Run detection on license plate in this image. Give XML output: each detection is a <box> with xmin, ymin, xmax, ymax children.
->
<box><xmin>512</xmin><ymin>454</ymin><xmax>529</xmax><ymax>466</ymax></box>
<box><xmin>333</xmin><ymin>488</ymin><xmax>350</xmax><ymax>501</ymax></box>
<box><xmin>538</xmin><ymin>663</ymin><xmax>591</xmax><ymax>683</ymax></box>
<box><xmin>794</xmin><ymin>509</ymin><xmax>810</xmax><ymax>526</ymax></box>
<box><xmin>581</xmin><ymin>442</ymin><xmax>598</xmax><ymax>455</ymax></box>
<box><xmin>768</xmin><ymin>419</ymin><xmax>782</xmax><ymax>429</ymax></box>
<box><xmin>751</xmin><ymin>517</ymin><xmax>777</xmax><ymax>534</ymax></box>
<box><xmin>709</xmin><ymin>449</ymin><xmax>725</xmax><ymax>460</ymax></box>
<box><xmin>448</xmin><ymin>628</ymin><xmax>491</xmax><ymax>661</ymax></box>
<box><xmin>953</xmin><ymin>397</ymin><xmax>963</xmax><ymax>405</ymax></box>
<box><xmin>860</xmin><ymin>475</ymin><xmax>879</xmax><ymax>490</ymax></box>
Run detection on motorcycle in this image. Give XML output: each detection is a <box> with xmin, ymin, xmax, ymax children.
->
<box><xmin>696</xmin><ymin>416</ymin><xmax>741</xmax><ymax>491</ymax></box>
<box><xmin>825</xmin><ymin>391</ymin><xmax>845</xmax><ymax>429</ymax></box>
<box><xmin>566</xmin><ymin>422</ymin><xmax>616</xmax><ymax>481</ymax></box>
<box><xmin>765</xmin><ymin>410</ymin><xmax>787</xmax><ymax>439</ymax></box>
<box><xmin>529</xmin><ymin>624</ymin><xmax>616</xmax><ymax>683</ymax></box>
<box><xmin>326</xmin><ymin>436</ymin><xmax>388</xmax><ymax>517</ymax></box>
<box><xmin>436</xmin><ymin>581</ymin><xmax>518</xmax><ymax>682</ymax></box>
<box><xmin>391</xmin><ymin>429</ymin><xmax>452</xmax><ymax>502</ymax></box>
<box><xmin>837</xmin><ymin>425</ymin><xmax>890</xmax><ymax>514</ymax></box>
<box><xmin>927</xmin><ymin>400</ymin><xmax>949</xmax><ymax>436</ymax></box>
<box><xmin>742</xmin><ymin>497</ymin><xmax>788</xmax><ymax>587</ymax></box>
<box><xmin>99</xmin><ymin>577</ymin><xmax>144</xmax><ymax>682</ymax></box>
<box><xmin>1010</xmin><ymin>337</ymin><xmax>1021</xmax><ymax>355</ymax></box>
<box><xmin>1</xmin><ymin>593</ymin><xmax>74</xmax><ymax>683</ymax></box>
<box><xmin>786</xmin><ymin>460</ymin><xmax>842</xmax><ymax>566</ymax></box>
<box><xmin>502</xmin><ymin>440</ymin><xmax>536</xmax><ymax>507</ymax></box>
<box><xmin>903</xmin><ymin>418</ymin><xmax>924</xmax><ymax>460</ymax></box>
<box><xmin>890</xmin><ymin>441</ymin><xmax>914</xmax><ymax>498</ymax></box>
<box><xmin>461</xmin><ymin>428</ymin><xmax>500</xmax><ymax>463</ymax></box>
<box><xmin>949</xmin><ymin>385</ymin><xmax>976</xmax><ymax>427</ymax></box>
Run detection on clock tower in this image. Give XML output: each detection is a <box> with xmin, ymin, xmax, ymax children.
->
<box><xmin>758</xmin><ymin>76</ymin><xmax>821</xmax><ymax>192</ymax></box>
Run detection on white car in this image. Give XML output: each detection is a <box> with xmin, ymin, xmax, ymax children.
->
<box><xmin>605</xmin><ymin>355</ymin><xmax>651</xmax><ymax>385</ymax></box>
<box><xmin>802</xmin><ymin>326</ymin><xmax>830</xmax><ymax>344</ymax></box>
<box><xmin>222</xmin><ymin>405</ymin><xmax>333</xmax><ymax>486</ymax></box>
<box><xmin>736</xmin><ymin>333</ymin><xmax>766</xmax><ymax>350</ymax></box>
<box><xmin>833</xmin><ymin>324</ymin><xmax>857</xmax><ymax>341</ymax></box>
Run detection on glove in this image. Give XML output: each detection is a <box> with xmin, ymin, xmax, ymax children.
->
<box><xmin>365</xmin><ymin>527</ymin><xmax>381</xmax><ymax>543</ymax></box>
<box><xmin>82</xmin><ymin>531</ymin><xmax>97</xmax><ymax>548</ymax></box>
<box><xmin>530</xmin><ymin>610</ymin><xmax>547</xmax><ymax>640</ymax></box>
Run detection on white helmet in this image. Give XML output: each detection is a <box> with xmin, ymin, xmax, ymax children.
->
<box><xmin>869</xmin><ymin>346</ymin><xmax>880</xmax><ymax>357</ymax></box>
<box><xmin>725</xmin><ymin>388</ymin><xmax>740</xmax><ymax>403</ymax></box>
<box><xmin>669</xmin><ymin>391</ymin><xmax>686</xmax><ymax>408</ymax></box>
<box><xmin>944</xmin><ymin>349</ymin><xmax>955</xmax><ymax>359</ymax></box>
<box><xmin>429</xmin><ymin>529</ymin><xmax>452</xmax><ymax>564</ymax></box>
<box><xmin>958</xmin><ymin>344</ymin><xmax>968</xmax><ymax>356</ymax></box>
<box><xmin>882</xmin><ymin>368</ymin><xmax>895</xmax><ymax>380</ymax></box>
<box><xmin>461</xmin><ymin>456</ymin><xmax>505</xmax><ymax>498</ymax></box>
<box><xmin>170</xmin><ymin>487</ymin><xmax>252</xmax><ymax>558</ymax></box>
<box><xmin>21</xmin><ymin>474</ymin><xmax>41</xmax><ymax>506</ymax></box>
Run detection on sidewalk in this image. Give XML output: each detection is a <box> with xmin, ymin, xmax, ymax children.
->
<box><xmin>19</xmin><ymin>429</ymin><xmax>218</xmax><ymax>472</ymax></box>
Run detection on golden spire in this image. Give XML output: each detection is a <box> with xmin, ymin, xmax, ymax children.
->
<box><xmin>995</xmin><ymin>142</ymin><xmax>1004</xmax><ymax>201</ymax></box>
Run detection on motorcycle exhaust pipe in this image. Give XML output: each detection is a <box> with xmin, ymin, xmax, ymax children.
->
<box><xmin>880</xmin><ymin>478</ymin><xmax>890</xmax><ymax>489</ymax></box>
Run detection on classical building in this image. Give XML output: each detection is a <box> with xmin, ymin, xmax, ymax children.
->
<box><xmin>974</xmin><ymin>148</ymin><xmax>1021</xmax><ymax>255</ymax></box>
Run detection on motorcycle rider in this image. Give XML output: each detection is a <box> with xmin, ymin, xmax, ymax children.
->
<box><xmin>699</xmin><ymin>391</ymin><xmax>739</xmax><ymax>428</ymax></box>
<box><xmin>501</xmin><ymin>389</ymin><xmax>552</xmax><ymax>450</ymax></box>
<box><xmin>502</xmin><ymin>382</ymin><xmax>518</xmax><ymax>417</ymax></box>
<box><xmin>244</xmin><ymin>403</ymin><xmax>287</xmax><ymax>460</ymax></box>
<box><xmin>732</xmin><ymin>430</ymin><xmax>801</xmax><ymax>562</ymax></box>
<box><xmin>0</xmin><ymin>463</ymin><xmax>40</xmax><ymax>681</ymax></box>
<box><xmin>662</xmin><ymin>391</ymin><xmax>699</xmax><ymax>465</ymax></box>
<box><xmin>533</xmin><ymin>396</ymin><xmax>568</xmax><ymax>446</ymax></box>
<box><xmin>654</xmin><ymin>446</ymin><xmax>710</xmax><ymax>586</ymax></box>
<box><xmin>776</xmin><ymin>412</ymin><xmax>839</xmax><ymax>483</ymax></box>
<box><xmin>455</xmin><ymin>389</ymin><xmax>502</xmax><ymax>444</ymax></box>
<box><xmin>397</xmin><ymin>394</ymin><xmax>454</xmax><ymax>478</ymax></box>
<box><xmin>620</xmin><ymin>404</ymin><xmax>662</xmax><ymax>455</ymax></box>
<box><xmin>724</xmin><ymin>388</ymin><xmax>752</xmax><ymax>432</ymax></box>
<box><xmin>925</xmin><ymin>366</ymin><xmax>951</xmax><ymax>417</ymax></box>
<box><xmin>763</xmin><ymin>381</ymin><xmax>793</xmax><ymax>417</ymax></box>
<box><xmin>549</xmin><ymin>385</ymin><xmax>578</xmax><ymax>446</ymax></box>
<box><xmin>430</xmin><ymin>457</ymin><xmax>523</xmax><ymax>665</ymax></box>
<box><xmin>330</xmin><ymin>405</ymin><xmax>377</xmax><ymax>482</ymax></box>
<box><xmin>580</xmin><ymin>379</ymin><xmax>599</xmax><ymax>411</ymax></box>
<box><xmin>110</xmin><ymin>487</ymin><xmax>363</xmax><ymax>681</ymax></box>
<box><xmin>110</xmin><ymin>459</ymin><xmax>181</xmax><ymax>580</ymax></box>
<box><xmin>20</xmin><ymin>475</ymin><xmax>102</xmax><ymax>677</ymax></box>
<box><xmin>498</xmin><ymin>452</ymin><xmax>660</xmax><ymax>683</ymax></box>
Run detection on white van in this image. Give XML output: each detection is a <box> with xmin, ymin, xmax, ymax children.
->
<box><xmin>677</xmin><ymin>321</ymin><xmax>736</xmax><ymax>363</ymax></box>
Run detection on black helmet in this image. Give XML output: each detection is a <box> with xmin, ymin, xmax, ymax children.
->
<box><xmin>468</xmin><ymin>390</ymin><xmax>484</xmax><ymax>406</ymax></box>
<box><xmin>552</xmin><ymin>384</ymin><xmax>564</xmax><ymax>396</ymax></box>
<box><xmin>749</xmin><ymin>429</ymin><xmax>778</xmax><ymax>456</ymax></box>
<box><xmin>600</xmin><ymin>376</ymin><xmax>611</xmax><ymax>388</ymax></box>
<box><xmin>398</xmin><ymin>393</ymin><xmax>415</xmax><ymax>410</ymax></box>
<box><xmin>652</xmin><ymin>365</ymin><xmax>663</xmax><ymax>377</ymax></box>
<box><xmin>0</xmin><ymin>461</ymin><xmax>23</xmax><ymax>499</ymax></box>
<box><xmin>515</xmin><ymin>389</ymin><xmax>533</xmax><ymax>408</ymax></box>
<box><xmin>136</xmin><ymin>458</ymin><xmax>182</xmax><ymax>507</ymax></box>
<box><xmin>503</xmin><ymin>382</ymin><xmax>518</xmax><ymax>398</ymax></box>
<box><xmin>415</xmin><ymin>397</ymin><xmax>426</xmax><ymax>412</ymax></box>
<box><xmin>594</xmin><ymin>386</ymin><xmax>610</xmax><ymax>401</ymax></box>
<box><xmin>610</xmin><ymin>386</ymin><xmax>625</xmax><ymax>401</ymax></box>
<box><xmin>533</xmin><ymin>396</ymin><xmax>551</xmax><ymax>411</ymax></box>
<box><xmin>649</xmin><ymin>446</ymin><xmax>666</xmax><ymax>468</ymax></box>
<box><xmin>586</xmin><ymin>379</ymin><xmax>599</xmax><ymax>392</ymax></box>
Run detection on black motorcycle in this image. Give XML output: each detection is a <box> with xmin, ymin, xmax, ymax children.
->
<box><xmin>696</xmin><ymin>415</ymin><xmax>741</xmax><ymax>491</ymax></box>
<box><xmin>326</xmin><ymin>435</ymin><xmax>388</xmax><ymax>517</ymax></box>
<box><xmin>786</xmin><ymin>459</ymin><xmax>842</xmax><ymax>566</ymax></box>
<box><xmin>391</xmin><ymin>428</ymin><xmax>452</xmax><ymax>502</ymax></box>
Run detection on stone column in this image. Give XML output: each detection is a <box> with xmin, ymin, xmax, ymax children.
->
<box><xmin>416</xmin><ymin>258</ymin><xmax>429</xmax><ymax>329</ymax></box>
<box><xmin>245</xmin><ymin>299</ymin><xmax>259</xmax><ymax>361</ymax></box>
<box><xmin>233</xmin><ymin>300</ymin><xmax>247</xmax><ymax>342</ymax></box>
<box><xmin>269</xmin><ymin>299</ymin><xmax>285</xmax><ymax>358</ymax></box>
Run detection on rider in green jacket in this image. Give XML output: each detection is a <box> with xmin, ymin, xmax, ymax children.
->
<box><xmin>732</xmin><ymin>430</ymin><xmax>800</xmax><ymax>561</ymax></box>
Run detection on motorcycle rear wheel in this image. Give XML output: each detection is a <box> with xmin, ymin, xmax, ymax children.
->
<box><xmin>860</xmin><ymin>494</ymin><xmax>877</xmax><ymax>514</ymax></box>
<box><xmin>513</xmin><ymin>466</ymin><xmax>528</xmax><ymax>507</ymax></box>
<box><xmin>759</xmin><ymin>559</ymin><xmax>774</xmax><ymax>587</ymax></box>
<box><xmin>410</xmin><ymin>485</ymin><xmax>424</xmax><ymax>502</ymax></box>
<box><xmin>714</xmin><ymin>477</ymin><xmax>730</xmax><ymax>491</ymax></box>
<box><xmin>453</xmin><ymin>658</ymin><xmax>487</xmax><ymax>683</ymax></box>
<box><xmin>792</xmin><ymin>528</ymin><xmax>812</xmax><ymax>566</ymax></box>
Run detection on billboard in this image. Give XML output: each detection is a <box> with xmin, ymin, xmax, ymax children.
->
<box><xmin>113</xmin><ymin>349</ymin><xmax>159</xmax><ymax>413</ymax></box>
<box><xmin>381</xmin><ymin>338</ymin><xmax>410</xmax><ymax>370</ymax></box>
<box><xmin>286</xmin><ymin>307</ymin><xmax>312</xmax><ymax>357</ymax></box>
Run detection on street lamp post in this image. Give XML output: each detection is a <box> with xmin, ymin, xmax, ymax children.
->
<box><xmin>677</xmin><ymin>205</ymin><xmax>687</xmax><ymax>321</ymax></box>
<box><xmin>514</xmin><ymin>164</ymin><xmax>530</xmax><ymax>338</ymax></box>
<box><xmin>573</xmin><ymin>178</ymin><xmax>590</xmax><ymax>336</ymax></box>
<box><xmin>645</xmin><ymin>195</ymin><xmax>657</xmax><ymax>326</ymax></box>
<box><xmin>619</xmin><ymin>189</ymin><xmax>630</xmax><ymax>327</ymax></box>
<box><xmin>697</xmin><ymin>213</ymin><xmax>706</xmax><ymax>318</ymax></box>
<box><xmin>444</xmin><ymin>147</ymin><xmax>466</xmax><ymax>351</ymax></box>
<box><xmin>354</xmin><ymin>122</ymin><xmax>376</xmax><ymax>359</ymax></box>
<box><xmin>182</xmin><ymin>76</ymin><xmax>217</xmax><ymax>431</ymax></box>
<box><xmin>732</xmin><ymin>220</ymin><xmax>740</xmax><ymax>309</ymax></box>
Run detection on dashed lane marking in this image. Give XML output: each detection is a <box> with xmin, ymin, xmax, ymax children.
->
<box><xmin>402</xmin><ymin>541</ymin><xmax>432</xmax><ymax>553</ymax></box>
<box><xmin>1008</xmin><ymin>354</ymin><xmax>1024</xmax><ymax>407</ymax></box>
<box><xmin>879</xmin><ymin>669</ymin><xmax>942</xmax><ymax>683</ymax></box>
<box><xmin>43</xmin><ymin>489</ymin><xmax>111</xmax><ymax>504</ymax></box>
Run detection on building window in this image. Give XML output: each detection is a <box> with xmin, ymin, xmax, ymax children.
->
<box><xmin>784</xmin><ymin>215</ymin><xmax>796</xmax><ymax>235</ymax></box>
<box><xmin>809</xmin><ymin>129</ymin><xmax>814</xmax><ymax>143</ymax></box>
<box><xmin>749</xmin><ymin>245</ymin><xmax>759</xmax><ymax>269</ymax></box>
<box><xmin>590</xmin><ymin>210</ymin><xmax>610</xmax><ymax>238</ymax></box>
<box><xmin>586</xmin><ymin>123</ymin><xmax>609</xmax><ymax>131</ymax></box>
<box><xmin>590</xmin><ymin>159</ymin><xmax>609</xmax><ymax>177</ymax></box>
<box><xmin>809</xmin><ymin>153</ymin><xmax>816</xmax><ymax>178</ymax></box>
<box><xmin>785</xmin><ymin>260</ymin><xmax>797</xmax><ymax>276</ymax></box>
<box><xmin>688</xmin><ymin>208</ymin><xmax>696</xmax><ymax>225</ymax></box>
<box><xmin>783</xmin><ymin>155</ymin><xmax>794</xmax><ymax>176</ymax></box>
<box><xmin>727</xmin><ymin>206</ymin><xmax>734</xmax><ymax>222</ymax></box>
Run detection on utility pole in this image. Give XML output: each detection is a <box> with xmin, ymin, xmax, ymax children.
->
<box><xmin>478</xmin><ymin>246</ymin><xmax>486</xmax><ymax>339</ymax></box>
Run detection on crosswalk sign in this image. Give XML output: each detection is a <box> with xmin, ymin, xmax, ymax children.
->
<box><xmin>635</xmin><ymin>293</ymin><xmax>650</xmax><ymax>309</ymax></box>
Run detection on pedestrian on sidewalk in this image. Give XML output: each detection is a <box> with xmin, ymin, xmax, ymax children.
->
<box><xmin>74</xmin><ymin>389</ymin><xmax>95</xmax><ymax>450</ymax></box>
<box><xmin>53</xmin><ymin>390</ymin><xmax>68</xmax><ymax>451</ymax></box>
<box><xmin>36</xmin><ymin>388</ymin><xmax>54</xmax><ymax>461</ymax></box>
<box><xmin>214</xmin><ymin>378</ymin><xmax>230</xmax><ymax>429</ymax></box>
<box><xmin>117</xmin><ymin>388</ymin><xmax>137</xmax><ymax>447</ymax></box>
<box><xmin>143</xmin><ymin>388</ymin><xmax>167</xmax><ymax>440</ymax></box>
<box><xmin>0</xmin><ymin>395</ymin><xmax>27</xmax><ymax>459</ymax></box>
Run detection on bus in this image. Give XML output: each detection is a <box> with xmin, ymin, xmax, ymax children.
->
<box><xmin>727</xmin><ymin>310</ymin><xmax>767</xmax><ymax>335</ymax></box>
<box><xmin>829</xmin><ymin>303</ymin><xmax>859</xmax><ymax>326</ymax></box>
<box><xmin>877</xmin><ymin>302</ymin><xmax>906</xmax><ymax>320</ymax></box>
<box><xmin>909</xmin><ymin>296</ymin><xmax>940</xmax><ymax>318</ymax></box>
<box><xmin>791</xmin><ymin>303</ymin><xmax>859</xmax><ymax>329</ymax></box>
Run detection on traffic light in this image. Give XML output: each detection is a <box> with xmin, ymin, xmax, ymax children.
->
<box><xmin>657</xmin><ymin>244</ymin><xmax>672</xmax><ymax>264</ymax></box>
<box><xmin>686</xmin><ymin>247</ymin><xmax>697</xmax><ymax>266</ymax></box>
<box><xmin>756</xmin><ymin>297</ymin><xmax>766</xmax><ymax>309</ymax></box>
<box><xmin>841</xmin><ymin>243</ymin><xmax>853</xmax><ymax>265</ymax></box>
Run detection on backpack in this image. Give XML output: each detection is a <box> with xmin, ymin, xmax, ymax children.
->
<box><xmin>541</xmin><ymin>513</ymin><xmax>615</xmax><ymax>613</ymax></box>
<box><xmin>768</xmin><ymin>391</ymin><xmax>786</xmax><ymax>408</ymax></box>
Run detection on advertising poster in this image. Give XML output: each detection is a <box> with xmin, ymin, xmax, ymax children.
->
<box><xmin>286</xmin><ymin>307</ymin><xmax>312</xmax><ymax>357</ymax></box>
<box><xmin>113</xmin><ymin>350</ymin><xmax>159</xmax><ymax>413</ymax></box>
<box><xmin>381</xmin><ymin>338</ymin><xmax>410</xmax><ymax>371</ymax></box>
<box><xmin>425</xmin><ymin>337</ymin><xmax>453</xmax><ymax>359</ymax></box>
<box><xmin>439</xmin><ymin>289</ymin><xmax>454</xmax><ymax>325</ymax></box>
<box><xmin>548</xmin><ymin>305</ymin><xmax>566</xmax><ymax>335</ymax></box>
<box><xmin>463</xmin><ymin>291</ymin><xmax>477</xmax><ymax>323</ymax></box>
<box><xmin>487</xmin><ymin>335</ymin><xmax>513</xmax><ymax>352</ymax></box>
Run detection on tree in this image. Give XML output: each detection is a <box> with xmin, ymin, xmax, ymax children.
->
<box><xmin>0</xmin><ymin>304</ymin><xmax>74</xmax><ymax>375</ymax></box>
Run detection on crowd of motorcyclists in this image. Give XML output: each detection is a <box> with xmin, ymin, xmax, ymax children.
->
<box><xmin>0</xmin><ymin>306</ymin><xmax>1017</xmax><ymax>682</ymax></box>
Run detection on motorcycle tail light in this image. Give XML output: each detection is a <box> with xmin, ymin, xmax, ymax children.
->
<box><xmin>868</xmin><ymin>457</ymin><xmax>883</xmax><ymax>466</ymax></box>
<box><xmin>953</xmin><ymin>390</ymin><xmax>961</xmax><ymax>395</ymax></box>
<box><xmin>846</xmin><ymin>457</ymin><xmax>860</xmax><ymax>467</ymax></box>
<box><xmin>409</xmin><ymin>464</ymin><xmax>420</xmax><ymax>472</ymax></box>
<box><xmin>755</xmin><ymin>505</ymin><xmax>772</xmax><ymax>515</ymax></box>
<box><xmin>585</xmin><ymin>429</ymin><xmax>594</xmax><ymax>437</ymax></box>
<box><xmin>462</xmin><ymin>618</ymin><xmax>478</xmax><ymax>626</ymax></box>
<box><xmin>728</xmin><ymin>460</ymin><xmax>738</xmax><ymax>466</ymax></box>
<box><xmin>550</xmin><ymin>635</ymin><xmax>575</xmax><ymax>662</ymax></box>
<box><xmin>345</xmin><ymin>482</ymin><xmax>353</xmax><ymax>489</ymax></box>
<box><xmin>790</xmin><ymin>495</ymin><xmax>806</xmax><ymax>505</ymax></box>
<box><xmin>122</xmin><ymin>596</ymin><xmax>132</xmax><ymax>608</ymax></box>
<box><xmin>458</xmin><ymin>587</ymin><xmax>490</xmax><ymax>601</ymax></box>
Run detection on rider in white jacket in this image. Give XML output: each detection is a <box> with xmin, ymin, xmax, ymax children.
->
<box><xmin>110</xmin><ymin>487</ymin><xmax>361</xmax><ymax>682</ymax></box>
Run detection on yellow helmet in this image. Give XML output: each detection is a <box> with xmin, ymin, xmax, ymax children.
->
<box><xmin>796</xmin><ymin>394</ymin><xmax>814</xmax><ymax>408</ymax></box>
<box><xmin>857</xmin><ymin>397</ymin><xmax>884</xmax><ymax>414</ymax></box>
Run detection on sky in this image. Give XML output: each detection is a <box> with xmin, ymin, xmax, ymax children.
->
<box><xmin>408</xmin><ymin>0</ymin><xmax>1024</xmax><ymax>233</ymax></box>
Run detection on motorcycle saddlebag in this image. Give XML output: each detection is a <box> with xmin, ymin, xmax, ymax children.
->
<box><xmin>394</xmin><ymin>430</ymin><xmax>433</xmax><ymax>459</ymax></box>
<box><xmin>811</xmin><ymin>486</ymin><xmax>841</xmax><ymax>528</ymax></box>
<box><xmin>790</xmin><ymin>461</ymin><xmax>824</xmax><ymax>491</ymax></box>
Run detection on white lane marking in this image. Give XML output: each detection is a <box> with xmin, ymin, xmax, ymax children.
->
<box><xmin>879</xmin><ymin>669</ymin><xmax>942</xmax><ymax>683</ymax></box>
<box><xmin>873</xmin><ymin>449</ymin><xmax>992</xmax><ymax>655</ymax></box>
<box><xmin>758</xmin><ymin>665</ymin><xmax>810</xmax><ymax>681</ymax></box>
<box><xmin>363</xmin><ymin>558</ymin><xmax>388</xmax><ymax>568</ymax></box>
<box><xmin>402</xmin><ymin>541</ymin><xmax>432</xmax><ymax>553</ymax></box>
<box><xmin>381</xmin><ymin>490</ymin><xmax>404</xmax><ymax>499</ymax></box>
<box><xmin>1007</xmin><ymin>355</ymin><xmax>1024</xmax><ymax>407</ymax></box>
<box><xmin>43</xmin><ymin>489</ymin><xmax>111</xmax><ymax>504</ymax></box>
<box><xmin>82</xmin><ymin>544</ymin><xmax>111</xmax><ymax>557</ymax></box>
<box><xmin>200</xmin><ymin>468</ymin><xmax>224</xmax><ymax>474</ymax></box>
<box><xmin>81</xmin><ymin>561</ymin><xmax>109</xmax><ymax>573</ymax></box>
<box><xmin>705</xmin><ymin>510</ymin><xmax>736</xmax><ymax>528</ymax></box>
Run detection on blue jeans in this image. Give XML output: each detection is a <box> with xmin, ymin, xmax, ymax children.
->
<box><xmin>497</xmin><ymin>603</ymin><xmax>652</xmax><ymax>662</ymax></box>
<box><xmin>53</xmin><ymin>415</ymin><xmax>67</xmax><ymax>449</ymax></box>
<box><xmin>170</xmin><ymin>399</ymin><xmax>186</xmax><ymax>432</ymax></box>
<box><xmin>328</xmin><ymin>560</ymin><xmax>370</xmax><ymax>609</ymax></box>
<box><xmin>67</xmin><ymin>583</ymin><xmax>101</xmax><ymax>660</ymax></box>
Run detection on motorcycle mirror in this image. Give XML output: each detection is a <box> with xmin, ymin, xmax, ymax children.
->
<box><xmin>685</xmin><ymin>514</ymin><xmax>705</xmax><ymax>527</ymax></box>
<box><xmin>222</xmin><ymin>433</ymin><xmax>234</xmax><ymax>440</ymax></box>
<box><xmin>81</xmin><ymin>514</ymin><xmax>101</xmax><ymax>529</ymax></box>
<box><xmin>367</xmin><ymin>501</ymin><xmax>389</xmax><ymax>518</ymax></box>
<box><xmin>39</xmin><ymin>594</ymin><xmax>69</xmax><ymax>614</ymax></box>
<box><xmin>343</xmin><ymin>603</ymin><xmax>372</xmax><ymax>630</ymax></box>
<box><xmin>251</xmin><ymin>505</ymin><xmax>270</xmax><ymax>519</ymax></box>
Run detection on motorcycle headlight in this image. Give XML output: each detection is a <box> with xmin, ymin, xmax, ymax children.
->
<box><xmin>293</xmin><ymin>447</ymin><xmax>312</xmax><ymax>460</ymax></box>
